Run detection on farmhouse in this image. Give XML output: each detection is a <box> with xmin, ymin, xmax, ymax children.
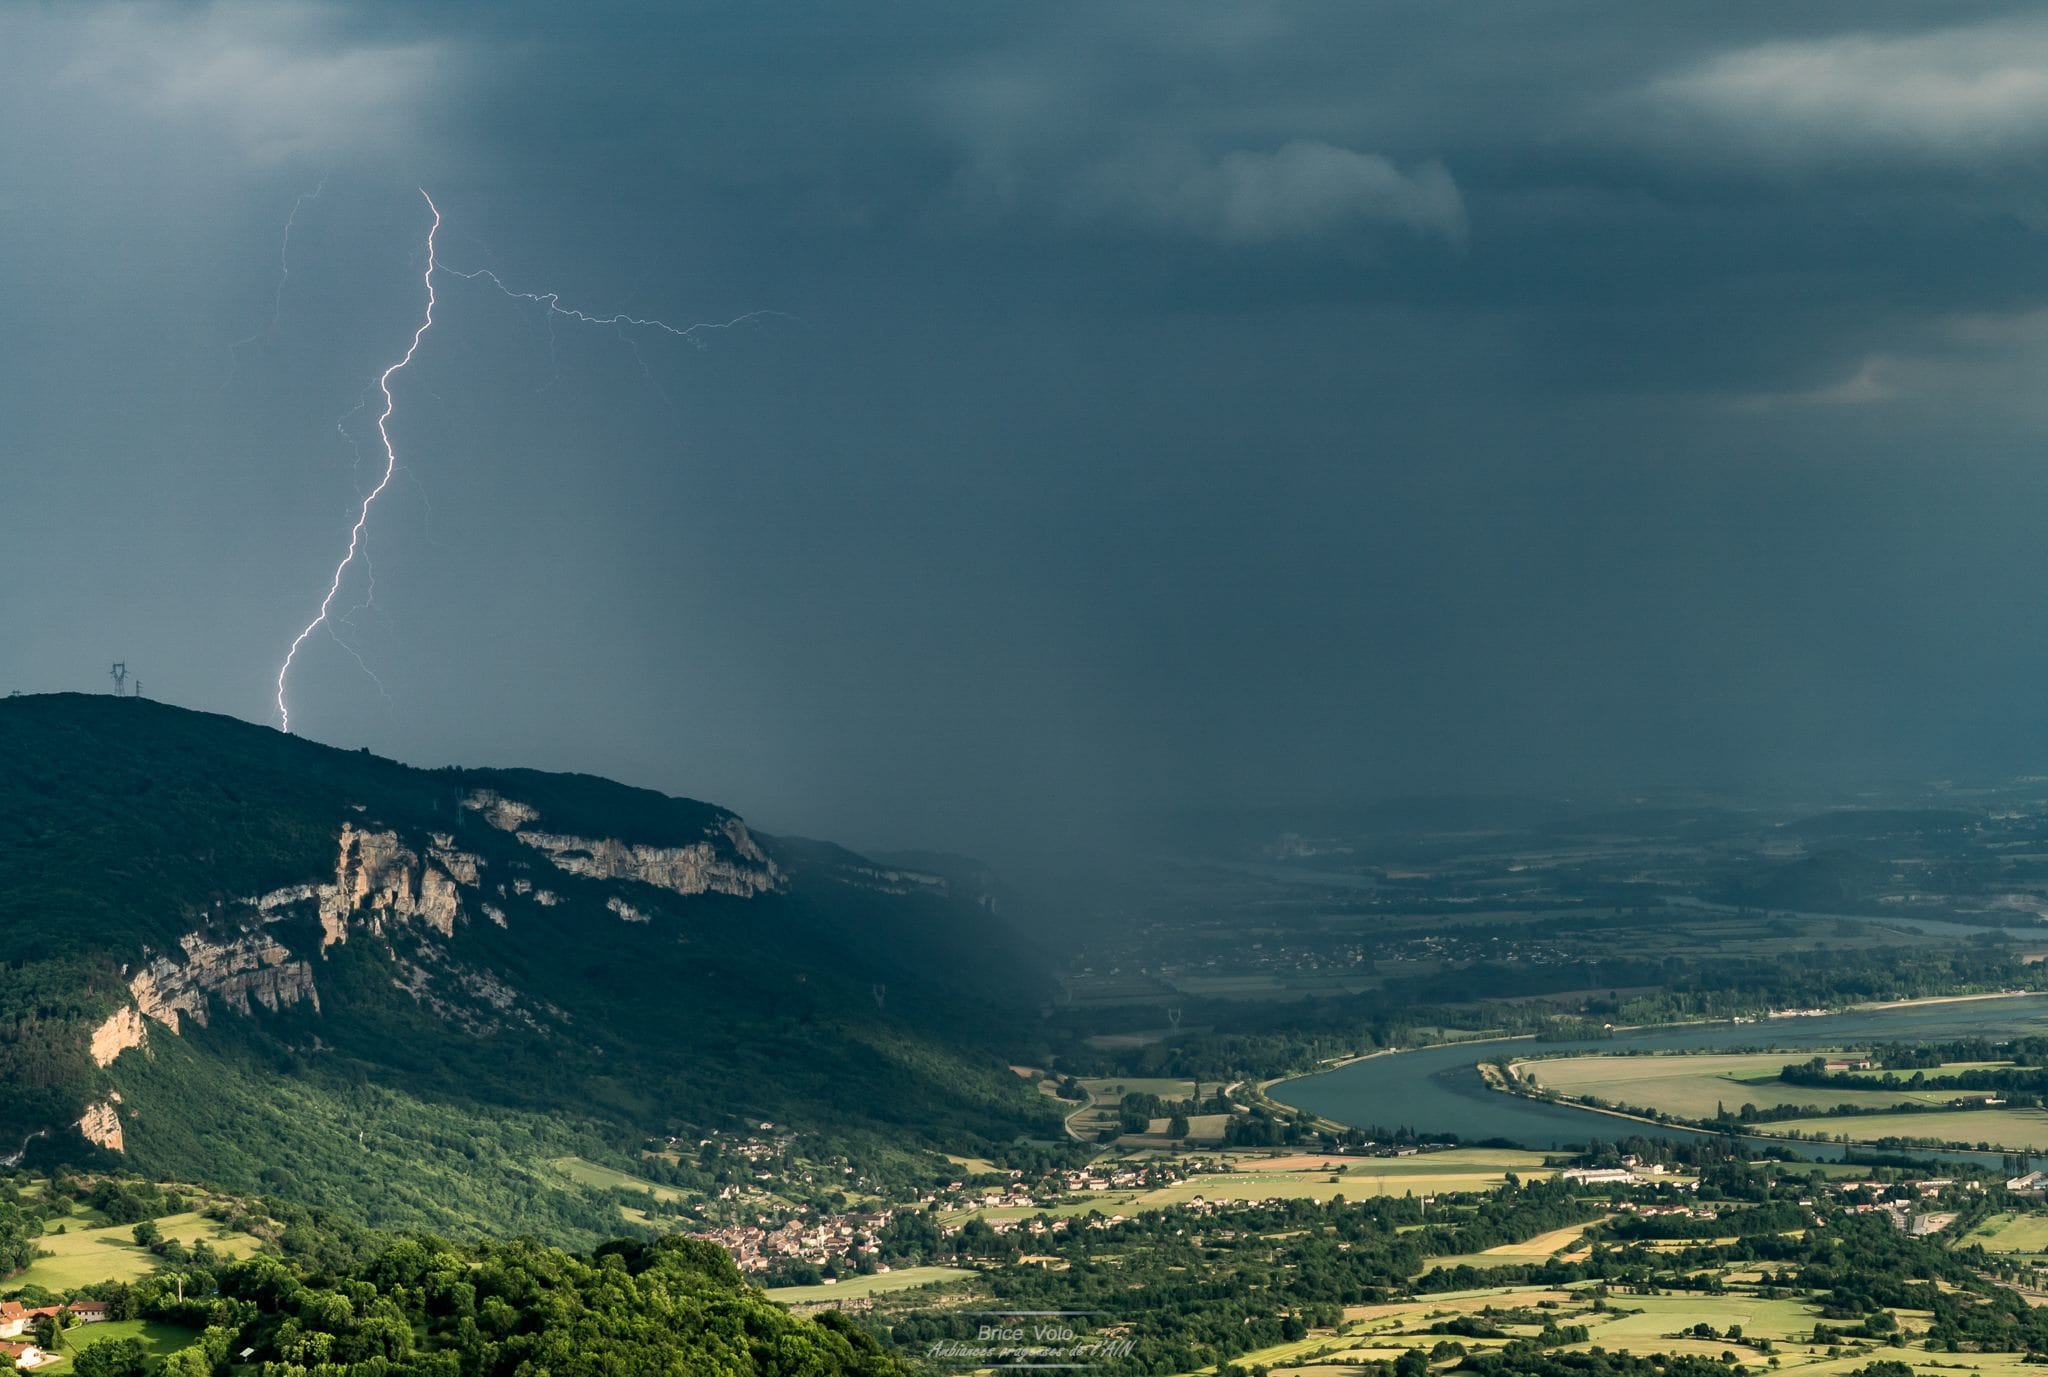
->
<box><xmin>0</xmin><ymin>1302</ymin><xmax>25</xmax><ymax>1337</ymax></box>
<box><xmin>0</xmin><ymin>1340</ymin><xmax>51</xmax><ymax>1369</ymax></box>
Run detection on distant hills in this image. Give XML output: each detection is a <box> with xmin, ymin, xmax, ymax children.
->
<box><xmin>0</xmin><ymin>694</ymin><xmax>1057</xmax><ymax>1243</ymax></box>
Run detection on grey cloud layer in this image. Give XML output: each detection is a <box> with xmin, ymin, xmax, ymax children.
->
<box><xmin>9</xmin><ymin>0</ymin><xmax>2048</xmax><ymax>859</ymax></box>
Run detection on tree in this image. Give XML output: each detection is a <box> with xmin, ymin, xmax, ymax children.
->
<box><xmin>33</xmin><ymin>1310</ymin><xmax>71</xmax><ymax>1353</ymax></box>
<box><xmin>73</xmin><ymin>1338</ymin><xmax>151</xmax><ymax>1377</ymax></box>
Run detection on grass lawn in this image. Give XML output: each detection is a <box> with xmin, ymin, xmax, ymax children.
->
<box><xmin>764</xmin><ymin>1266</ymin><xmax>977</xmax><ymax>1304</ymax></box>
<box><xmin>549</xmin><ymin>1156</ymin><xmax>686</xmax><ymax>1203</ymax></box>
<box><xmin>11</xmin><ymin>1211</ymin><xmax>266</xmax><ymax>1292</ymax></box>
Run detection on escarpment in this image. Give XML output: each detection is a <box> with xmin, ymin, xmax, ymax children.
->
<box><xmin>463</xmin><ymin>790</ymin><xmax>783</xmax><ymax>898</ymax></box>
<box><xmin>130</xmin><ymin>932</ymin><xmax>320</xmax><ymax>1033</ymax></box>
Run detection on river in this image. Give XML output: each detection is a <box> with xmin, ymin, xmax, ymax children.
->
<box><xmin>1267</xmin><ymin>994</ymin><xmax>2048</xmax><ymax>1167</ymax></box>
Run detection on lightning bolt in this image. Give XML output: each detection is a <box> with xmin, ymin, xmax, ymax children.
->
<box><xmin>223</xmin><ymin>175</ymin><xmax>327</xmax><ymax>389</ymax></box>
<box><xmin>442</xmin><ymin>263</ymin><xmax>786</xmax><ymax>378</ymax></box>
<box><xmin>275</xmin><ymin>189</ymin><xmax>441</xmax><ymax>733</ymax></box>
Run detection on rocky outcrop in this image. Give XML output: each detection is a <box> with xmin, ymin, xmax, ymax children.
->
<box><xmin>463</xmin><ymin>790</ymin><xmax>783</xmax><ymax>898</ymax></box>
<box><xmin>88</xmin><ymin>1006</ymin><xmax>148</xmax><ymax>1067</ymax></box>
<box><xmin>78</xmin><ymin>1097</ymin><xmax>123</xmax><ymax>1153</ymax></box>
<box><xmin>607</xmin><ymin>897</ymin><xmax>651</xmax><ymax>923</ymax></box>
<box><xmin>463</xmin><ymin>790</ymin><xmax>539</xmax><ymax>832</ymax></box>
<box><xmin>517</xmin><ymin>818</ymin><xmax>783</xmax><ymax>899</ymax></box>
<box><xmin>318</xmin><ymin>824</ymin><xmax>463</xmax><ymax>950</ymax></box>
<box><xmin>429</xmin><ymin>833</ymin><xmax>485</xmax><ymax>886</ymax></box>
<box><xmin>131</xmin><ymin>932</ymin><xmax>319</xmax><ymax>1033</ymax></box>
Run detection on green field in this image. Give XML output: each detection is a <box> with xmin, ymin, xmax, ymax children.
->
<box><xmin>1516</xmin><ymin>1052</ymin><xmax>1994</xmax><ymax>1119</ymax></box>
<box><xmin>1766</xmin><ymin>1106</ymin><xmax>2048</xmax><ymax>1151</ymax></box>
<box><xmin>11</xmin><ymin>1210</ymin><xmax>266</xmax><ymax>1292</ymax></box>
<box><xmin>1963</xmin><ymin>1212</ymin><xmax>2048</xmax><ymax>1253</ymax></box>
<box><xmin>1173</xmin><ymin>1271</ymin><xmax>1971</xmax><ymax>1377</ymax></box>
<box><xmin>1064</xmin><ymin>1078</ymin><xmax>1201</xmax><ymax>1139</ymax></box>
<box><xmin>62</xmin><ymin>1319</ymin><xmax>202</xmax><ymax>1362</ymax></box>
<box><xmin>764</xmin><ymin>1266</ymin><xmax>978</xmax><ymax>1304</ymax></box>
<box><xmin>548</xmin><ymin>1156</ymin><xmax>687</xmax><ymax>1203</ymax></box>
<box><xmin>1422</xmin><ymin>1220</ymin><xmax>1599</xmax><ymax>1273</ymax></box>
<box><xmin>937</xmin><ymin>1149</ymin><xmax>1561</xmax><ymax>1228</ymax></box>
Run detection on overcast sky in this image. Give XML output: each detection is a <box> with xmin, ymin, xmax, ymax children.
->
<box><xmin>9</xmin><ymin>2</ymin><xmax>2048</xmax><ymax>854</ymax></box>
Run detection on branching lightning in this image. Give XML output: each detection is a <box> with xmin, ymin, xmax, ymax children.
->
<box><xmin>223</xmin><ymin>175</ymin><xmax>327</xmax><ymax>389</ymax></box>
<box><xmin>267</xmin><ymin>193</ymin><xmax>781</xmax><ymax>734</ymax></box>
<box><xmin>275</xmin><ymin>189</ymin><xmax>441</xmax><ymax>733</ymax></box>
<box><xmin>442</xmin><ymin>264</ymin><xmax>786</xmax><ymax>375</ymax></box>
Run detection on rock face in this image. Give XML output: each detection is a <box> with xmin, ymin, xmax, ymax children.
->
<box><xmin>463</xmin><ymin>790</ymin><xmax>539</xmax><ymax>832</ymax></box>
<box><xmin>89</xmin><ymin>1006</ymin><xmax>149</xmax><ymax>1067</ymax></box>
<box><xmin>464</xmin><ymin>791</ymin><xmax>783</xmax><ymax>899</ymax></box>
<box><xmin>318</xmin><ymin>823</ymin><xmax>463</xmax><ymax>949</ymax></box>
<box><xmin>78</xmin><ymin>1098</ymin><xmax>123</xmax><ymax>1153</ymax></box>
<box><xmin>130</xmin><ymin>932</ymin><xmax>320</xmax><ymax>1033</ymax></box>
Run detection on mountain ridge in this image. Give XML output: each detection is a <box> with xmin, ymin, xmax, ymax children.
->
<box><xmin>0</xmin><ymin>693</ymin><xmax>1056</xmax><ymax>1243</ymax></box>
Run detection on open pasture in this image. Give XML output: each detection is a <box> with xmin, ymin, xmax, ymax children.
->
<box><xmin>1422</xmin><ymin>1220</ymin><xmax>1601</xmax><ymax>1273</ymax></box>
<box><xmin>11</xmin><ymin>1210</ymin><xmax>265</xmax><ymax>1292</ymax></box>
<box><xmin>765</xmin><ymin>1265</ymin><xmax>977</xmax><ymax>1304</ymax></box>
<box><xmin>1517</xmin><ymin>1052</ymin><xmax>2005</xmax><ymax>1120</ymax></box>
<box><xmin>549</xmin><ymin>1156</ymin><xmax>687</xmax><ymax>1203</ymax></box>
<box><xmin>1965</xmin><ymin>1212</ymin><xmax>2048</xmax><ymax>1253</ymax></box>
<box><xmin>1765</xmin><ymin>1106</ymin><xmax>2048</xmax><ymax>1151</ymax></box>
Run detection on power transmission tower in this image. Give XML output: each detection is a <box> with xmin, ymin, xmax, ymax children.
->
<box><xmin>108</xmin><ymin>663</ymin><xmax>127</xmax><ymax>696</ymax></box>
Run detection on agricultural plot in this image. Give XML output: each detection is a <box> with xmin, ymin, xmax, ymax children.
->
<box><xmin>1514</xmin><ymin>1052</ymin><xmax>1994</xmax><ymax>1120</ymax></box>
<box><xmin>1421</xmin><ymin>1220</ymin><xmax>1601</xmax><ymax>1273</ymax></box>
<box><xmin>1765</xmin><ymin>1106</ymin><xmax>2048</xmax><ymax>1152</ymax></box>
<box><xmin>12</xmin><ymin>1210</ymin><xmax>266</xmax><ymax>1292</ymax></box>
<box><xmin>940</xmin><ymin>1149</ymin><xmax>1562</xmax><ymax>1227</ymax></box>
<box><xmin>1180</xmin><ymin>1271</ymin><xmax>1966</xmax><ymax>1377</ymax></box>
<box><xmin>548</xmin><ymin>1156</ymin><xmax>687</xmax><ymax>1203</ymax></box>
<box><xmin>1062</xmin><ymin>1078</ymin><xmax>1201</xmax><ymax>1140</ymax></box>
<box><xmin>1965</xmin><ymin>1212</ymin><xmax>2048</xmax><ymax>1254</ymax></box>
<box><xmin>764</xmin><ymin>1265</ymin><xmax>977</xmax><ymax>1304</ymax></box>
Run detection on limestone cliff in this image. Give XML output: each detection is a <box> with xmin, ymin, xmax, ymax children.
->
<box><xmin>130</xmin><ymin>932</ymin><xmax>320</xmax><ymax>1033</ymax></box>
<box><xmin>318</xmin><ymin>823</ymin><xmax>464</xmax><ymax>949</ymax></box>
<box><xmin>78</xmin><ymin>1098</ymin><xmax>123</xmax><ymax>1153</ymax></box>
<box><xmin>88</xmin><ymin>1006</ymin><xmax>148</xmax><ymax>1067</ymax></box>
<box><xmin>463</xmin><ymin>791</ymin><xmax>783</xmax><ymax>899</ymax></box>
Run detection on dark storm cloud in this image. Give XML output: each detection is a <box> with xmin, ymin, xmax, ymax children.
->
<box><xmin>10</xmin><ymin>2</ymin><xmax>2048</xmax><ymax>859</ymax></box>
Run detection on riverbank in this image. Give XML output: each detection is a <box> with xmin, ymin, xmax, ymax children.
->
<box><xmin>1267</xmin><ymin>992</ymin><xmax>2048</xmax><ymax>1164</ymax></box>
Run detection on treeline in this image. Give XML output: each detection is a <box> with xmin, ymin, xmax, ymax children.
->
<box><xmin>25</xmin><ymin>1231</ymin><xmax>914</xmax><ymax>1376</ymax></box>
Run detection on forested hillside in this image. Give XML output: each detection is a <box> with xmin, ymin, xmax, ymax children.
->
<box><xmin>0</xmin><ymin>694</ymin><xmax>1057</xmax><ymax>1243</ymax></box>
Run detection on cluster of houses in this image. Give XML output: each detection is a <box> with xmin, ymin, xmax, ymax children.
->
<box><xmin>0</xmin><ymin>1299</ymin><xmax>111</xmax><ymax>1370</ymax></box>
<box><xmin>0</xmin><ymin>1298</ymin><xmax>109</xmax><ymax>1336</ymax></box>
<box><xmin>693</xmin><ymin>1208</ymin><xmax>899</xmax><ymax>1274</ymax></box>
